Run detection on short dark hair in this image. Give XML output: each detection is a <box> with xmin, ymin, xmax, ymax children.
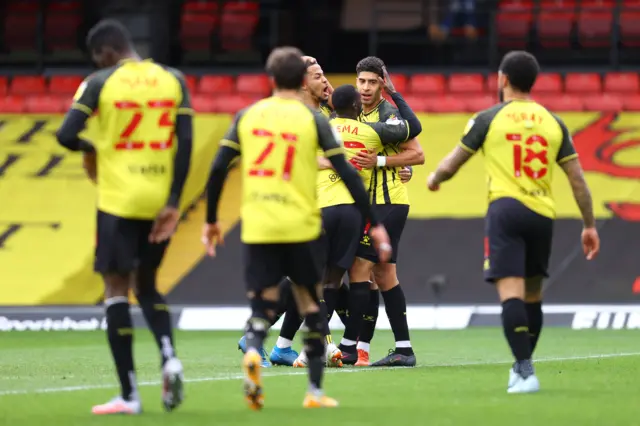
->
<box><xmin>356</xmin><ymin>56</ymin><xmax>384</xmax><ymax>77</ymax></box>
<box><xmin>331</xmin><ymin>85</ymin><xmax>359</xmax><ymax>114</ymax></box>
<box><xmin>266</xmin><ymin>47</ymin><xmax>306</xmax><ymax>90</ymax></box>
<box><xmin>86</xmin><ymin>19</ymin><xmax>132</xmax><ymax>53</ymax></box>
<box><xmin>499</xmin><ymin>51</ymin><xmax>540</xmax><ymax>93</ymax></box>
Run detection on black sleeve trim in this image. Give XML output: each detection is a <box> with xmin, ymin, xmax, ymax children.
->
<box><xmin>167</xmin><ymin>114</ymin><xmax>193</xmax><ymax>208</ymax></box>
<box><xmin>55</xmin><ymin>109</ymin><xmax>95</xmax><ymax>153</ymax></box>
<box><xmin>206</xmin><ymin>146</ymin><xmax>239</xmax><ymax>223</ymax></box>
<box><xmin>389</xmin><ymin>92</ymin><xmax>422</xmax><ymax>140</ymax></box>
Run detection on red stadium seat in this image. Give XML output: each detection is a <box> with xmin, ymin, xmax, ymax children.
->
<box><xmin>577</xmin><ymin>2</ymin><xmax>613</xmax><ymax>48</ymax></box>
<box><xmin>582</xmin><ymin>94</ymin><xmax>623</xmax><ymax>112</ymax></box>
<box><xmin>180</xmin><ymin>1</ymin><xmax>218</xmax><ymax>52</ymax></box>
<box><xmin>465</xmin><ymin>95</ymin><xmax>497</xmax><ymax>112</ymax></box>
<box><xmin>0</xmin><ymin>77</ymin><xmax>7</xmax><ymax>96</ymax></box>
<box><xmin>220</xmin><ymin>1</ymin><xmax>259</xmax><ymax>51</ymax></box>
<box><xmin>185</xmin><ymin>75</ymin><xmax>198</xmax><ymax>94</ymax></box>
<box><xmin>619</xmin><ymin>9</ymin><xmax>640</xmax><ymax>47</ymax></box>
<box><xmin>425</xmin><ymin>96</ymin><xmax>466</xmax><ymax>113</ymax></box>
<box><xmin>537</xmin><ymin>3</ymin><xmax>575</xmax><ymax>48</ymax></box>
<box><xmin>401</xmin><ymin>96</ymin><xmax>428</xmax><ymax>112</ymax></box>
<box><xmin>565</xmin><ymin>72</ymin><xmax>601</xmax><ymax>93</ymax></box>
<box><xmin>604</xmin><ymin>73</ymin><xmax>639</xmax><ymax>93</ymax></box>
<box><xmin>215</xmin><ymin>95</ymin><xmax>260</xmax><ymax>114</ymax></box>
<box><xmin>535</xmin><ymin>95</ymin><xmax>583</xmax><ymax>111</ymax></box>
<box><xmin>25</xmin><ymin>95</ymin><xmax>66</xmax><ymax>113</ymax></box>
<box><xmin>191</xmin><ymin>95</ymin><xmax>217</xmax><ymax>113</ymax></box>
<box><xmin>0</xmin><ymin>96</ymin><xmax>26</xmax><ymax>113</ymax></box>
<box><xmin>409</xmin><ymin>74</ymin><xmax>446</xmax><ymax>95</ymax></box>
<box><xmin>448</xmin><ymin>74</ymin><xmax>485</xmax><ymax>94</ymax></box>
<box><xmin>389</xmin><ymin>74</ymin><xmax>408</xmax><ymax>94</ymax></box>
<box><xmin>44</xmin><ymin>1</ymin><xmax>82</xmax><ymax>51</ymax></box>
<box><xmin>199</xmin><ymin>75</ymin><xmax>235</xmax><ymax>94</ymax></box>
<box><xmin>10</xmin><ymin>76</ymin><xmax>46</xmax><ymax>95</ymax></box>
<box><xmin>4</xmin><ymin>1</ymin><xmax>38</xmax><ymax>51</ymax></box>
<box><xmin>531</xmin><ymin>73</ymin><xmax>563</xmax><ymax>94</ymax></box>
<box><xmin>496</xmin><ymin>3</ymin><xmax>533</xmax><ymax>48</ymax></box>
<box><xmin>236</xmin><ymin>74</ymin><xmax>270</xmax><ymax>96</ymax></box>
<box><xmin>623</xmin><ymin>96</ymin><xmax>640</xmax><ymax>111</ymax></box>
<box><xmin>49</xmin><ymin>75</ymin><xmax>84</xmax><ymax>95</ymax></box>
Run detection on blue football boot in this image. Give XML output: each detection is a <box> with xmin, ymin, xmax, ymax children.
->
<box><xmin>269</xmin><ymin>346</ymin><xmax>299</xmax><ymax>366</ymax></box>
<box><xmin>238</xmin><ymin>335</ymin><xmax>271</xmax><ymax>368</ymax></box>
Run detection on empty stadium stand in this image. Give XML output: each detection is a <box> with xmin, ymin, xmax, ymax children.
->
<box><xmin>0</xmin><ymin>70</ymin><xmax>632</xmax><ymax>114</ymax></box>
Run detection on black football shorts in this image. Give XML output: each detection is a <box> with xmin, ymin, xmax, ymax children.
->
<box><xmin>484</xmin><ymin>197</ymin><xmax>554</xmax><ymax>283</ymax></box>
<box><xmin>243</xmin><ymin>239</ymin><xmax>324</xmax><ymax>293</ymax></box>
<box><xmin>95</xmin><ymin>210</ymin><xmax>169</xmax><ymax>275</ymax></box>
<box><xmin>320</xmin><ymin>204</ymin><xmax>363</xmax><ymax>271</ymax></box>
<box><xmin>356</xmin><ymin>204</ymin><xmax>409</xmax><ymax>264</ymax></box>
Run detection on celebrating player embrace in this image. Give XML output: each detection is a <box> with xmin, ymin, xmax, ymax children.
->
<box><xmin>202</xmin><ymin>47</ymin><xmax>392</xmax><ymax>409</ymax></box>
<box><xmin>427</xmin><ymin>51</ymin><xmax>600</xmax><ymax>393</ymax></box>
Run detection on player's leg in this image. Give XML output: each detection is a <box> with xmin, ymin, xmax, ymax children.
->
<box><xmin>523</xmin><ymin>210</ymin><xmax>553</xmax><ymax>357</ymax></box>
<box><xmin>294</xmin><ymin>205</ymin><xmax>352</xmax><ymax>368</ymax></box>
<box><xmin>91</xmin><ymin>211</ymin><xmax>141</xmax><ymax>415</ymax></box>
<box><xmin>369</xmin><ymin>205</ymin><xmax>415</xmax><ymax>367</ymax></box>
<box><xmin>241</xmin><ymin>243</ymin><xmax>284</xmax><ymax>410</ymax></box>
<box><xmin>334</xmin><ymin>280</ymin><xmax>350</xmax><ymax>326</ymax></box>
<box><xmin>369</xmin><ymin>264</ymin><xmax>416</xmax><ymax>367</ymax></box>
<box><xmin>240</xmin><ymin>277</ymin><xmax>294</xmax><ymax>366</ymax></box>
<box><xmin>134</xmin><ymin>230</ymin><xmax>183</xmax><ymax>411</ymax></box>
<box><xmin>287</xmin><ymin>241</ymin><xmax>338</xmax><ymax>408</ymax></box>
<box><xmin>266</xmin><ymin>277</ymin><xmax>300</xmax><ymax>366</ymax></box>
<box><xmin>486</xmin><ymin>198</ymin><xmax>538</xmax><ymax>394</ymax></box>
<box><xmin>340</xmin><ymin>257</ymin><xmax>373</xmax><ymax>365</ymax></box>
<box><xmin>354</xmin><ymin>277</ymin><xmax>380</xmax><ymax>365</ymax></box>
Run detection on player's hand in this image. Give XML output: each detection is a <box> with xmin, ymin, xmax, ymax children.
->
<box><xmin>426</xmin><ymin>172</ymin><xmax>440</xmax><ymax>191</ymax></box>
<box><xmin>399</xmin><ymin>166</ymin><xmax>413</xmax><ymax>183</ymax></box>
<box><xmin>581</xmin><ymin>227</ymin><xmax>600</xmax><ymax>260</ymax></box>
<box><xmin>354</xmin><ymin>150</ymin><xmax>377</xmax><ymax>169</ymax></box>
<box><xmin>379</xmin><ymin>66</ymin><xmax>396</xmax><ymax>95</ymax></box>
<box><xmin>201</xmin><ymin>223</ymin><xmax>224</xmax><ymax>257</ymax></box>
<box><xmin>149</xmin><ymin>207</ymin><xmax>180</xmax><ymax>243</ymax></box>
<box><xmin>369</xmin><ymin>224</ymin><xmax>392</xmax><ymax>263</ymax></box>
<box><xmin>83</xmin><ymin>152</ymin><xmax>97</xmax><ymax>184</ymax></box>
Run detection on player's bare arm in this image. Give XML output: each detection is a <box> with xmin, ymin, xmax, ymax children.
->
<box><xmin>560</xmin><ymin>158</ymin><xmax>600</xmax><ymax>259</ymax></box>
<box><xmin>427</xmin><ymin>145</ymin><xmax>474</xmax><ymax>190</ymax></box>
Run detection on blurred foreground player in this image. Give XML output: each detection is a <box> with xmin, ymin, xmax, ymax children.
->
<box><xmin>202</xmin><ymin>47</ymin><xmax>392</xmax><ymax>409</ymax></box>
<box><xmin>236</xmin><ymin>55</ymin><xmax>341</xmax><ymax>367</ymax></box>
<box><xmin>427</xmin><ymin>51</ymin><xmax>600</xmax><ymax>393</ymax></box>
<box><xmin>56</xmin><ymin>20</ymin><xmax>192</xmax><ymax>414</ymax></box>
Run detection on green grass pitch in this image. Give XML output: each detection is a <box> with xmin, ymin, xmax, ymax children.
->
<box><xmin>1</xmin><ymin>329</ymin><xmax>639</xmax><ymax>425</ymax></box>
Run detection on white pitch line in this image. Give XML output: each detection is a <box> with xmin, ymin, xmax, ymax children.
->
<box><xmin>1</xmin><ymin>351</ymin><xmax>639</xmax><ymax>397</ymax></box>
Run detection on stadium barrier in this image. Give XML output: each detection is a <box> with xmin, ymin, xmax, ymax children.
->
<box><xmin>1</xmin><ymin>305</ymin><xmax>640</xmax><ymax>332</ymax></box>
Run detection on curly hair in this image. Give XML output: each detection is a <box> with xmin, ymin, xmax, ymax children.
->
<box><xmin>499</xmin><ymin>51</ymin><xmax>540</xmax><ymax>93</ymax></box>
<box><xmin>356</xmin><ymin>56</ymin><xmax>384</xmax><ymax>77</ymax></box>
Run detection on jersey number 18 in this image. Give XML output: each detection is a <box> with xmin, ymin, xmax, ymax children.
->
<box><xmin>506</xmin><ymin>133</ymin><xmax>549</xmax><ymax>179</ymax></box>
